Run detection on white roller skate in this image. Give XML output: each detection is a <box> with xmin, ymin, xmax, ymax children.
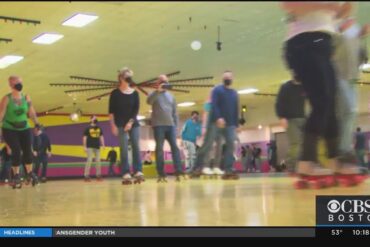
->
<box><xmin>121</xmin><ymin>173</ymin><xmax>133</xmax><ymax>185</ymax></box>
<box><xmin>212</xmin><ymin>167</ymin><xmax>224</xmax><ymax>178</ymax></box>
<box><xmin>294</xmin><ymin>161</ymin><xmax>335</xmax><ymax>189</ymax></box>
<box><xmin>201</xmin><ymin>167</ymin><xmax>215</xmax><ymax>179</ymax></box>
<box><xmin>133</xmin><ymin>171</ymin><xmax>145</xmax><ymax>184</ymax></box>
<box><xmin>328</xmin><ymin>159</ymin><xmax>368</xmax><ymax>187</ymax></box>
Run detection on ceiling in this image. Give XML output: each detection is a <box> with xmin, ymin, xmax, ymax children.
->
<box><xmin>1</xmin><ymin>1</ymin><xmax>370</xmax><ymax>127</ymax></box>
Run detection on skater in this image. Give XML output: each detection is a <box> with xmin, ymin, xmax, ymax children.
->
<box><xmin>0</xmin><ymin>75</ymin><xmax>40</xmax><ymax>189</ymax></box>
<box><xmin>83</xmin><ymin>115</ymin><xmax>105</xmax><ymax>181</ymax></box>
<box><xmin>275</xmin><ymin>75</ymin><xmax>306</xmax><ymax>172</ymax></box>
<box><xmin>32</xmin><ymin>124</ymin><xmax>51</xmax><ymax>183</ymax></box>
<box><xmin>147</xmin><ymin>74</ymin><xmax>185</xmax><ymax>182</ymax></box>
<box><xmin>354</xmin><ymin>127</ymin><xmax>367</xmax><ymax>168</ymax></box>
<box><xmin>192</xmin><ymin>71</ymin><xmax>239</xmax><ymax>180</ymax></box>
<box><xmin>181</xmin><ymin>111</ymin><xmax>202</xmax><ymax>172</ymax></box>
<box><xmin>106</xmin><ymin>147</ymin><xmax>118</xmax><ymax>176</ymax></box>
<box><xmin>281</xmin><ymin>2</ymin><xmax>365</xmax><ymax>188</ymax></box>
<box><xmin>333</xmin><ymin>17</ymin><xmax>369</xmax><ymax>163</ymax></box>
<box><xmin>0</xmin><ymin>144</ymin><xmax>11</xmax><ymax>184</ymax></box>
<box><xmin>267</xmin><ymin>141</ymin><xmax>278</xmax><ymax>171</ymax></box>
<box><xmin>143</xmin><ymin>151</ymin><xmax>153</xmax><ymax>165</ymax></box>
<box><xmin>109</xmin><ymin>67</ymin><xmax>144</xmax><ymax>184</ymax></box>
<box><xmin>253</xmin><ymin>145</ymin><xmax>262</xmax><ymax>172</ymax></box>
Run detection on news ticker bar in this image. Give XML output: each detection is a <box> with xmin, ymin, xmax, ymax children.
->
<box><xmin>0</xmin><ymin>227</ymin><xmax>315</xmax><ymax>237</ymax></box>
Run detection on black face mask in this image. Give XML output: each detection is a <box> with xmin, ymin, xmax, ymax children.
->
<box><xmin>14</xmin><ymin>83</ymin><xmax>23</xmax><ymax>92</ymax></box>
<box><xmin>223</xmin><ymin>79</ymin><xmax>232</xmax><ymax>86</ymax></box>
<box><xmin>126</xmin><ymin>77</ymin><xmax>133</xmax><ymax>83</ymax></box>
<box><xmin>91</xmin><ymin>119</ymin><xmax>98</xmax><ymax>125</ymax></box>
<box><xmin>161</xmin><ymin>82</ymin><xmax>172</xmax><ymax>90</ymax></box>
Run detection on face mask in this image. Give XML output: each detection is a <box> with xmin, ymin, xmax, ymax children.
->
<box><xmin>93</xmin><ymin>119</ymin><xmax>98</xmax><ymax>124</ymax></box>
<box><xmin>126</xmin><ymin>77</ymin><xmax>133</xmax><ymax>83</ymax></box>
<box><xmin>14</xmin><ymin>83</ymin><xmax>23</xmax><ymax>92</ymax></box>
<box><xmin>161</xmin><ymin>82</ymin><xmax>172</xmax><ymax>90</ymax></box>
<box><xmin>223</xmin><ymin>79</ymin><xmax>232</xmax><ymax>86</ymax></box>
<box><xmin>343</xmin><ymin>23</ymin><xmax>361</xmax><ymax>39</ymax></box>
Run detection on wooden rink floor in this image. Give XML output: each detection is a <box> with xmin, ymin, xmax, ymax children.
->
<box><xmin>0</xmin><ymin>174</ymin><xmax>369</xmax><ymax>227</ymax></box>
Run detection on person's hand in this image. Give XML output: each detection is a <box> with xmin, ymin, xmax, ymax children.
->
<box><xmin>111</xmin><ymin>125</ymin><xmax>119</xmax><ymax>136</ymax></box>
<box><xmin>216</xmin><ymin>118</ymin><xmax>226</xmax><ymax>128</ymax></box>
<box><xmin>47</xmin><ymin>152</ymin><xmax>52</xmax><ymax>158</ymax></box>
<box><xmin>280</xmin><ymin>118</ymin><xmax>289</xmax><ymax>129</ymax></box>
<box><xmin>33</xmin><ymin>151</ymin><xmax>37</xmax><ymax>157</ymax></box>
<box><xmin>360</xmin><ymin>24</ymin><xmax>370</xmax><ymax>38</ymax></box>
<box><xmin>124</xmin><ymin>122</ymin><xmax>133</xmax><ymax>132</ymax></box>
<box><xmin>84</xmin><ymin>147</ymin><xmax>87</xmax><ymax>153</ymax></box>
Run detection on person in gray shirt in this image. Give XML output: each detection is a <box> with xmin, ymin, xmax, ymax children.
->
<box><xmin>147</xmin><ymin>74</ymin><xmax>185</xmax><ymax>182</ymax></box>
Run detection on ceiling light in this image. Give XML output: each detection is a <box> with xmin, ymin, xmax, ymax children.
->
<box><xmin>0</xmin><ymin>55</ymin><xmax>24</xmax><ymax>69</ymax></box>
<box><xmin>32</xmin><ymin>33</ymin><xmax>64</xmax><ymax>45</ymax></box>
<box><xmin>238</xmin><ymin>88</ymin><xmax>259</xmax><ymax>95</ymax></box>
<box><xmin>191</xmin><ymin>40</ymin><xmax>202</xmax><ymax>51</ymax></box>
<box><xmin>62</xmin><ymin>13</ymin><xmax>99</xmax><ymax>28</ymax></box>
<box><xmin>178</xmin><ymin>102</ymin><xmax>196</xmax><ymax>107</ymax></box>
<box><xmin>258</xmin><ymin>125</ymin><xmax>262</xmax><ymax>130</ymax></box>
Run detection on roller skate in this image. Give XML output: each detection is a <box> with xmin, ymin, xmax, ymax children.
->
<box><xmin>189</xmin><ymin>169</ymin><xmax>202</xmax><ymax>179</ymax></box>
<box><xmin>12</xmin><ymin>174</ymin><xmax>22</xmax><ymax>189</ymax></box>
<box><xmin>200</xmin><ymin>167</ymin><xmax>215</xmax><ymax>179</ymax></box>
<box><xmin>221</xmin><ymin>171</ymin><xmax>240</xmax><ymax>180</ymax></box>
<box><xmin>84</xmin><ymin>176</ymin><xmax>91</xmax><ymax>182</ymax></box>
<box><xmin>329</xmin><ymin>159</ymin><xmax>368</xmax><ymax>187</ymax></box>
<box><xmin>121</xmin><ymin>173</ymin><xmax>133</xmax><ymax>185</ymax></box>
<box><xmin>175</xmin><ymin>171</ymin><xmax>187</xmax><ymax>182</ymax></box>
<box><xmin>41</xmin><ymin>177</ymin><xmax>47</xmax><ymax>183</ymax></box>
<box><xmin>212</xmin><ymin>167</ymin><xmax>224</xmax><ymax>179</ymax></box>
<box><xmin>96</xmin><ymin>176</ymin><xmax>103</xmax><ymax>182</ymax></box>
<box><xmin>25</xmin><ymin>172</ymin><xmax>39</xmax><ymax>187</ymax></box>
<box><xmin>157</xmin><ymin>175</ymin><xmax>167</xmax><ymax>183</ymax></box>
<box><xmin>294</xmin><ymin>162</ymin><xmax>335</xmax><ymax>189</ymax></box>
<box><xmin>133</xmin><ymin>171</ymin><xmax>145</xmax><ymax>184</ymax></box>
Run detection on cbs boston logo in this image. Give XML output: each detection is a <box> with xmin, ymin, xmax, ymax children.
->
<box><xmin>316</xmin><ymin>196</ymin><xmax>370</xmax><ymax>225</ymax></box>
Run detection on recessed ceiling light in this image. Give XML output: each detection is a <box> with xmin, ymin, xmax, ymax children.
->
<box><xmin>137</xmin><ymin>115</ymin><xmax>146</xmax><ymax>120</ymax></box>
<box><xmin>178</xmin><ymin>102</ymin><xmax>196</xmax><ymax>107</ymax></box>
<box><xmin>191</xmin><ymin>40</ymin><xmax>202</xmax><ymax>51</ymax></box>
<box><xmin>238</xmin><ymin>88</ymin><xmax>259</xmax><ymax>95</ymax></box>
<box><xmin>0</xmin><ymin>55</ymin><xmax>24</xmax><ymax>69</ymax></box>
<box><xmin>62</xmin><ymin>13</ymin><xmax>99</xmax><ymax>28</ymax></box>
<box><xmin>32</xmin><ymin>33</ymin><xmax>64</xmax><ymax>45</ymax></box>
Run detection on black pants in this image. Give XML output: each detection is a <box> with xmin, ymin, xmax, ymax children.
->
<box><xmin>33</xmin><ymin>153</ymin><xmax>48</xmax><ymax>178</ymax></box>
<box><xmin>2</xmin><ymin>128</ymin><xmax>33</xmax><ymax>167</ymax></box>
<box><xmin>284</xmin><ymin>32</ymin><xmax>338</xmax><ymax>161</ymax></box>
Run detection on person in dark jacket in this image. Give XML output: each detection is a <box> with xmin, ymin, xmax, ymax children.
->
<box><xmin>32</xmin><ymin>125</ymin><xmax>51</xmax><ymax>183</ymax></box>
<box><xmin>275</xmin><ymin>76</ymin><xmax>306</xmax><ymax>172</ymax></box>
<box><xmin>106</xmin><ymin>147</ymin><xmax>118</xmax><ymax>176</ymax></box>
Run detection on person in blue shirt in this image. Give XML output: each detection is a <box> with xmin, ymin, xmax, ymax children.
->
<box><xmin>193</xmin><ymin>70</ymin><xmax>240</xmax><ymax>179</ymax></box>
<box><xmin>181</xmin><ymin>111</ymin><xmax>201</xmax><ymax>172</ymax></box>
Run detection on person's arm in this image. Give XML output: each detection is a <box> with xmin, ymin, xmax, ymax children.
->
<box><xmin>125</xmin><ymin>91</ymin><xmax>139</xmax><ymax>132</ymax></box>
<box><xmin>25</xmin><ymin>95</ymin><xmax>39</xmax><ymax>126</ymax></box>
<box><xmin>0</xmin><ymin>96</ymin><xmax>9</xmax><ymax>124</ymax></box>
<box><xmin>46</xmin><ymin>135</ymin><xmax>51</xmax><ymax>152</ymax></box>
<box><xmin>172</xmin><ymin>96</ymin><xmax>178</xmax><ymax>127</ymax></box>
<box><xmin>83</xmin><ymin>136</ymin><xmax>87</xmax><ymax>152</ymax></box>
<box><xmin>108</xmin><ymin>92</ymin><xmax>119</xmax><ymax>136</ymax></box>
<box><xmin>211</xmin><ymin>88</ymin><xmax>221</xmax><ymax>122</ymax></box>
<box><xmin>235</xmin><ymin>92</ymin><xmax>240</xmax><ymax>128</ymax></box>
<box><xmin>280</xmin><ymin>2</ymin><xmax>341</xmax><ymax>16</ymax></box>
<box><xmin>147</xmin><ymin>91</ymin><xmax>159</xmax><ymax>105</ymax></box>
<box><xmin>275</xmin><ymin>84</ymin><xmax>289</xmax><ymax>129</ymax></box>
<box><xmin>100</xmin><ymin>128</ymin><xmax>105</xmax><ymax>148</ymax></box>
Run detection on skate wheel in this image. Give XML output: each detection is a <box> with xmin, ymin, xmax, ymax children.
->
<box><xmin>311</xmin><ymin>180</ymin><xmax>325</xmax><ymax>189</ymax></box>
<box><xmin>338</xmin><ymin>178</ymin><xmax>355</xmax><ymax>187</ymax></box>
<box><xmin>294</xmin><ymin>180</ymin><xmax>308</xmax><ymax>189</ymax></box>
<box><xmin>324</xmin><ymin>176</ymin><xmax>336</xmax><ymax>187</ymax></box>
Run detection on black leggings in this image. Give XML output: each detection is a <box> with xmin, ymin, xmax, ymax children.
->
<box><xmin>2</xmin><ymin>128</ymin><xmax>33</xmax><ymax>167</ymax></box>
<box><xmin>284</xmin><ymin>32</ymin><xmax>338</xmax><ymax>161</ymax></box>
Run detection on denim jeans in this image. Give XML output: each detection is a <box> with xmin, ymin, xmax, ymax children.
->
<box><xmin>194</xmin><ymin>123</ymin><xmax>236</xmax><ymax>172</ymax></box>
<box><xmin>153</xmin><ymin>126</ymin><xmax>182</xmax><ymax>176</ymax></box>
<box><xmin>182</xmin><ymin>140</ymin><xmax>196</xmax><ymax>171</ymax></box>
<box><xmin>118</xmin><ymin>126</ymin><xmax>142</xmax><ymax>175</ymax></box>
<box><xmin>33</xmin><ymin>153</ymin><xmax>49</xmax><ymax>178</ymax></box>
<box><xmin>336</xmin><ymin>79</ymin><xmax>357</xmax><ymax>154</ymax></box>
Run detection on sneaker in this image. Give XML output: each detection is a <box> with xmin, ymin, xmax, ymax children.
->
<box><xmin>212</xmin><ymin>167</ymin><xmax>224</xmax><ymax>175</ymax></box>
<box><xmin>84</xmin><ymin>177</ymin><xmax>91</xmax><ymax>182</ymax></box>
<box><xmin>296</xmin><ymin>161</ymin><xmax>333</xmax><ymax>176</ymax></box>
<box><xmin>201</xmin><ymin>167</ymin><xmax>213</xmax><ymax>175</ymax></box>
<box><xmin>122</xmin><ymin>173</ymin><xmax>132</xmax><ymax>180</ymax></box>
<box><xmin>133</xmin><ymin>171</ymin><xmax>144</xmax><ymax>177</ymax></box>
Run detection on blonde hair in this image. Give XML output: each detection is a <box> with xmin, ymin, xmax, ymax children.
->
<box><xmin>118</xmin><ymin>67</ymin><xmax>133</xmax><ymax>81</ymax></box>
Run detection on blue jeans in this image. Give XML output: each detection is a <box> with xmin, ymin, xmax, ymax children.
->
<box><xmin>33</xmin><ymin>153</ymin><xmax>48</xmax><ymax>178</ymax></box>
<box><xmin>0</xmin><ymin>160</ymin><xmax>11</xmax><ymax>181</ymax></box>
<box><xmin>194</xmin><ymin>123</ymin><xmax>236</xmax><ymax>172</ymax></box>
<box><xmin>118</xmin><ymin>127</ymin><xmax>142</xmax><ymax>175</ymax></box>
<box><xmin>153</xmin><ymin>126</ymin><xmax>182</xmax><ymax>176</ymax></box>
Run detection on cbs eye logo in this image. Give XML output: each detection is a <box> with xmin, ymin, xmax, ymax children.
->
<box><xmin>327</xmin><ymin>200</ymin><xmax>341</xmax><ymax>213</ymax></box>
